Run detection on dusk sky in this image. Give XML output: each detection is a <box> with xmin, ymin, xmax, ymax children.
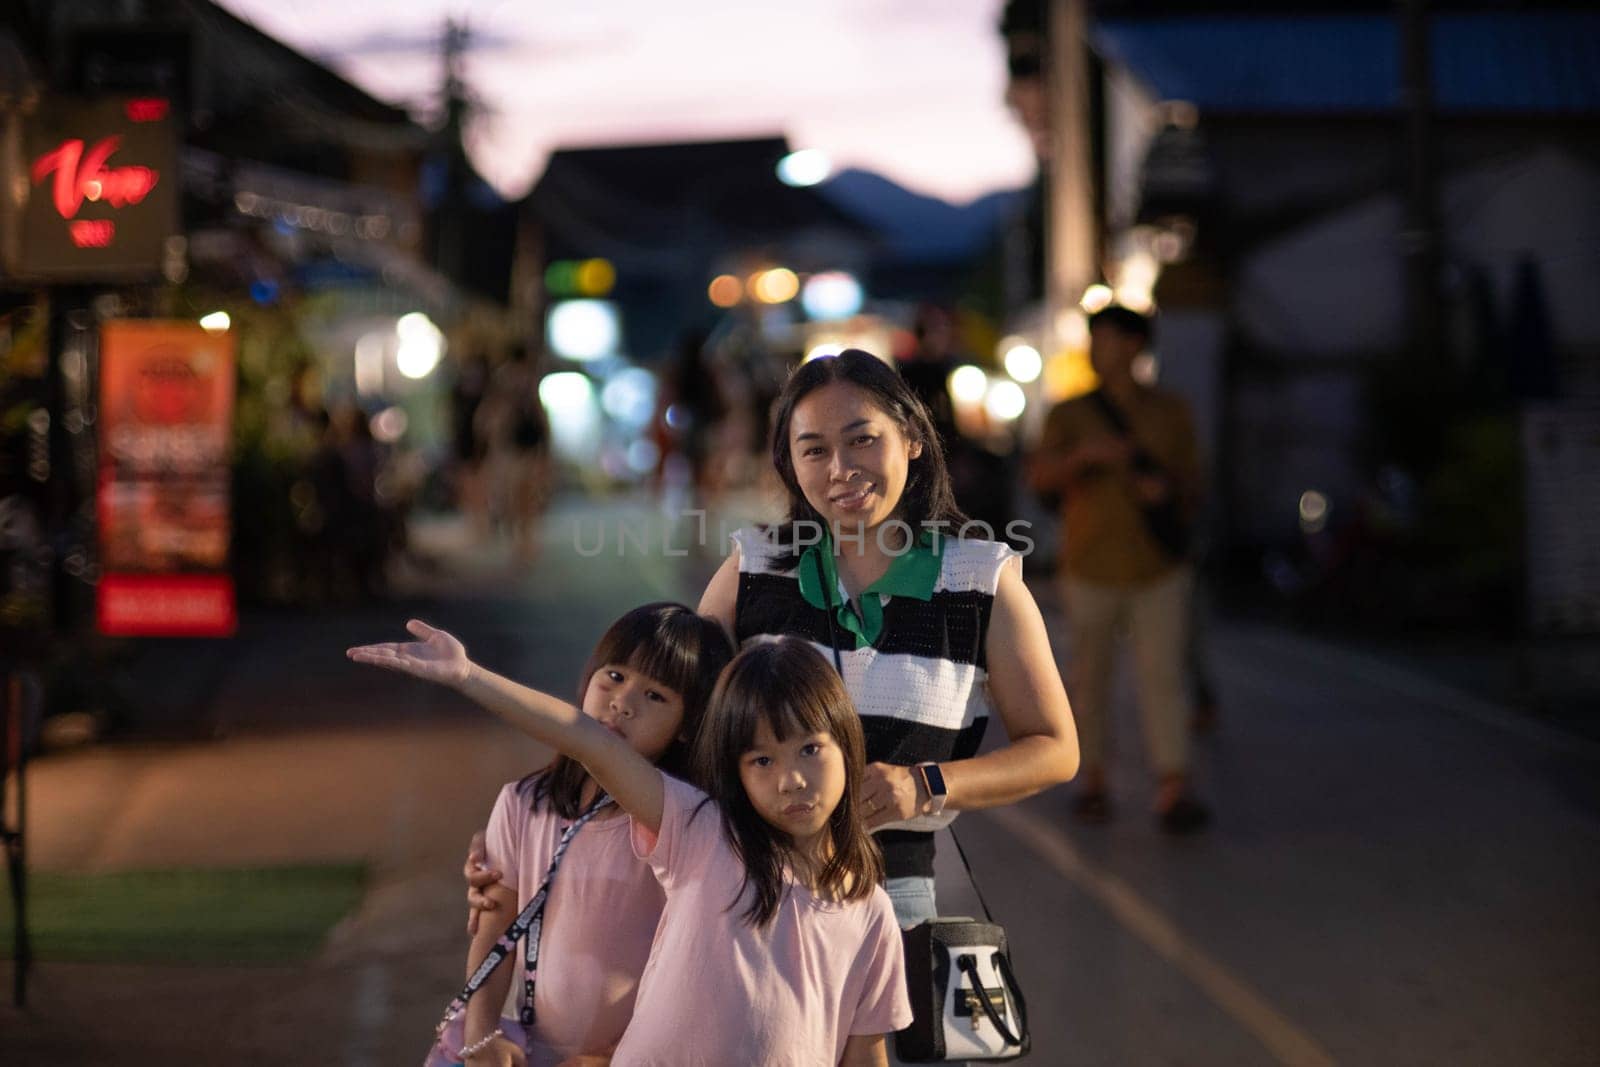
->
<box><xmin>217</xmin><ymin>0</ymin><xmax>1037</xmax><ymax>205</ymax></box>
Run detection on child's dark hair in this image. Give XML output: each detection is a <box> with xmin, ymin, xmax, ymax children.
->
<box><xmin>692</xmin><ymin>637</ymin><xmax>883</xmax><ymax>927</ymax></box>
<box><xmin>529</xmin><ymin>602</ymin><xmax>734</xmax><ymax>819</ymax></box>
<box><xmin>767</xmin><ymin>349</ymin><xmax>968</xmax><ymax>566</ymax></box>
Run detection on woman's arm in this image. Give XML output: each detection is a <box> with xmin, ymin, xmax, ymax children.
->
<box><xmin>348</xmin><ymin>621</ymin><xmax>665</xmax><ymax>833</ymax></box>
<box><xmin>945</xmin><ymin>556</ymin><xmax>1079</xmax><ymax>807</ymax></box>
<box><xmin>697</xmin><ymin>546</ymin><xmax>741</xmax><ymax>643</ymax></box>
<box><xmin>860</xmin><ymin>557</ymin><xmax>1078</xmax><ymax>825</ymax></box>
<box><xmin>839</xmin><ymin>1033</ymin><xmax>888</xmax><ymax>1067</ymax></box>
<box><xmin>460</xmin><ymin>882</ymin><xmax>526</xmax><ymax>1067</ymax></box>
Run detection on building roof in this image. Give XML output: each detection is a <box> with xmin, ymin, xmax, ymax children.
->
<box><xmin>1095</xmin><ymin>12</ymin><xmax>1600</xmax><ymax>115</ymax></box>
<box><xmin>528</xmin><ymin>137</ymin><xmax>868</xmax><ymax>266</ymax></box>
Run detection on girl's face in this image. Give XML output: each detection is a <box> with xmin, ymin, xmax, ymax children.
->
<box><xmin>582</xmin><ymin>663</ymin><xmax>686</xmax><ymax>764</ymax></box>
<box><xmin>789</xmin><ymin>382</ymin><xmax>922</xmax><ymax>534</ymax></box>
<box><xmin>738</xmin><ymin>717</ymin><xmax>848</xmax><ymax>856</ymax></box>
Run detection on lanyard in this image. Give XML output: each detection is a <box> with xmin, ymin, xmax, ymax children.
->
<box><xmin>434</xmin><ymin>791</ymin><xmax>612</xmax><ymax>1041</ymax></box>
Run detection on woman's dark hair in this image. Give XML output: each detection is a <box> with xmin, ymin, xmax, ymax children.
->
<box><xmin>526</xmin><ymin>602</ymin><xmax>734</xmax><ymax>819</ymax></box>
<box><xmin>691</xmin><ymin>637</ymin><xmax>883</xmax><ymax>927</ymax></box>
<box><xmin>766</xmin><ymin>349</ymin><xmax>968</xmax><ymax>565</ymax></box>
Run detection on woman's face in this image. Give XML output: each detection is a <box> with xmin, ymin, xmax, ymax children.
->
<box><xmin>788</xmin><ymin>382</ymin><xmax>922</xmax><ymax>535</ymax></box>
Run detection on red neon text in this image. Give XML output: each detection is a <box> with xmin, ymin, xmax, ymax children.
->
<box><xmin>69</xmin><ymin>220</ymin><xmax>116</xmax><ymax>248</ymax></box>
<box><xmin>125</xmin><ymin>98</ymin><xmax>171</xmax><ymax>123</ymax></box>
<box><xmin>31</xmin><ymin>137</ymin><xmax>160</xmax><ymax>219</ymax></box>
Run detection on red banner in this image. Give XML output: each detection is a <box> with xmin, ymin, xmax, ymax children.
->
<box><xmin>97</xmin><ymin>320</ymin><xmax>236</xmax><ymax>636</ymax></box>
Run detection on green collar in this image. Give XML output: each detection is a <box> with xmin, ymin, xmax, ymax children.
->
<box><xmin>797</xmin><ymin>529</ymin><xmax>942</xmax><ymax>648</ymax></box>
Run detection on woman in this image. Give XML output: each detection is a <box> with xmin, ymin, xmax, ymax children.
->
<box><xmin>699</xmin><ymin>349</ymin><xmax>1078</xmax><ymax>923</ymax></box>
<box><xmin>468</xmin><ymin>349</ymin><xmax>1079</xmax><ymax>927</ymax></box>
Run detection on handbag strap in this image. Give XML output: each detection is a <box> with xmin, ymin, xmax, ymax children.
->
<box><xmin>956</xmin><ymin>953</ymin><xmax>1026</xmax><ymax>1048</ymax></box>
<box><xmin>434</xmin><ymin>791</ymin><xmax>612</xmax><ymax>1041</ymax></box>
<box><xmin>813</xmin><ymin>549</ymin><xmax>1000</xmax><ymax>923</ymax></box>
<box><xmin>944</xmin><ymin>822</ymin><xmax>998</xmax><ymax>926</ymax></box>
<box><xmin>1085</xmin><ymin>389</ymin><xmax>1165</xmax><ymax>477</ymax></box>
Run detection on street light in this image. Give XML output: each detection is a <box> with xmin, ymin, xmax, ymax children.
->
<box><xmin>777</xmin><ymin>149</ymin><xmax>832</xmax><ymax>187</ymax></box>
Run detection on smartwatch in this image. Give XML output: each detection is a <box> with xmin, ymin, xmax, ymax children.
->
<box><xmin>916</xmin><ymin>762</ymin><xmax>948</xmax><ymax>816</ymax></box>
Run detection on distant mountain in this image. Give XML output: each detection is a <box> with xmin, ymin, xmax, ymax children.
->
<box><xmin>816</xmin><ymin>169</ymin><xmax>1029</xmax><ymax>263</ymax></box>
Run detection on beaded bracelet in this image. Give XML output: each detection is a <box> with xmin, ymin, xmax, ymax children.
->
<box><xmin>458</xmin><ymin>1027</ymin><xmax>506</xmax><ymax>1060</ymax></box>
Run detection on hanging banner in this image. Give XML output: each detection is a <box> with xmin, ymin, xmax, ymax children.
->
<box><xmin>11</xmin><ymin>95</ymin><xmax>178</xmax><ymax>280</ymax></box>
<box><xmin>96</xmin><ymin>320</ymin><xmax>236</xmax><ymax>637</ymax></box>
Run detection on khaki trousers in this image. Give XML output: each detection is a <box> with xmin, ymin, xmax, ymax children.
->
<box><xmin>1060</xmin><ymin>565</ymin><xmax>1194</xmax><ymax>778</ymax></box>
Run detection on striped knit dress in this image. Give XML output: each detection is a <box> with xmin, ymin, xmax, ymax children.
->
<box><xmin>730</xmin><ymin>527</ymin><xmax>1016</xmax><ymax>881</ymax></box>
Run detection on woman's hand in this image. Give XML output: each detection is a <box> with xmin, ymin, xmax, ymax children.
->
<box><xmin>464</xmin><ymin>831</ymin><xmax>503</xmax><ymax>937</ymax></box>
<box><xmin>346</xmin><ymin>619</ymin><xmax>472</xmax><ymax>687</ymax></box>
<box><xmin>554</xmin><ymin>1056</ymin><xmax>613</xmax><ymax>1067</ymax></box>
<box><xmin>859</xmin><ymin>762</ymin><xmax>924</xmax><ymax>829</ymax></box>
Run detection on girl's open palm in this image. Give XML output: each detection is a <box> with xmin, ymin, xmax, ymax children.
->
<box><xmin>346</xmin><ymin>620</ymin><xmax>471</xmax><ymax>686</ymax></box>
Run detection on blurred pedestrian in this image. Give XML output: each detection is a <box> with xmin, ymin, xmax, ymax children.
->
<box><xmin>333</xmin><ymin>402</ymin><xmax>388</xmax><ymax>598</ymax></box>
<box><xmin>654</xmin><ymin>328</ymin><xmax>730</xmax><ymax>503</ymax></box>
<box><xmin>898</xmin><ymin>304</ymin><xmax>962</xmax><ymax>446</ymax></box>
<box><xmin>1029</xmin><ymin>306</ymin><xmax>1210</xmax><ymax>833</ymax></box>
<box><xmin>449</xmin><ymin>349</ymin><xmax>492</xmax><ymax>539</ymax></box>
<box><xmin>481</xmin><ymin>344</ymin><xmax>550</xmax><ymax>564</ymax></box>
<box><xmin>901</xmin><ymin>303</ymin><xmax>1016</xmax><ymax>539</ymax></box>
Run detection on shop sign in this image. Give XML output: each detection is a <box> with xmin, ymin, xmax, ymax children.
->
<box><xmin>13</xmin><ymin>96</ymin><xmax>177</xmax><ymax>280</ymax></box>
<box><xmin>96</xmin><ymin>320</ymin><xmax>236</xmax><ymax>637</ymax></box>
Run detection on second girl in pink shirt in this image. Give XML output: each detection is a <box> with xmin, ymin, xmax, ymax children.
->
<box><xmin>361</xmin><ymin>603</ymin><xmax>732</xmax><ymax>1067</ymax></box>
<box><xmin>351</xmin><ymin>625</ymin><xmax>911</xmax><ymax>1066</ymax></box>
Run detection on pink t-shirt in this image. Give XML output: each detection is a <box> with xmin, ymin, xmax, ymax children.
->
<box><xmin>483</xmin><ymin>778</ymin><xmax>666</xmax><ymax>1064</ymax></box>
<box><xmin>611</xmin><ymin>773</ymin><xmax>912</xmax><ymax>1067</ymax></box>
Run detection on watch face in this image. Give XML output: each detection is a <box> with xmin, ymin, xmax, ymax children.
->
<box><xmin>923</xmin><ymin>763</ymin><xmax>948</xmax><ymax>796</ymax></box>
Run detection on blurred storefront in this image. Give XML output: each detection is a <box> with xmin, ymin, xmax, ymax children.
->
<box><xmin>1001</xmin><ymin>1</ymin><xmax>1600</xmax><ymax>631</ymax></box>
<box><xmin>0</xmin><ymin>2</ymin><xmax>515</xmax><ymax>735</ymax></box>
<box><xmin>516</xmin><ymin>137</ymin><xmax>880</xmax><ymax>490</ymax></box>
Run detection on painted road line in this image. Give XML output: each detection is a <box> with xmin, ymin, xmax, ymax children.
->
<box><xmin>986</xmin><ymin>804</ymin><xmax>1339</xmax><ymax>1067</ymax></box>
<box><xmin>346</xmin><ymin>959</ymin><xmax>389</xmax><ymax>1067</ymax></box>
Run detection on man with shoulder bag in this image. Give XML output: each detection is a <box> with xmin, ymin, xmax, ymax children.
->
<box><xmin>1028</xmin><ymin>305</ymin><xmax>1210</xmax><ymax>834</ymax></box>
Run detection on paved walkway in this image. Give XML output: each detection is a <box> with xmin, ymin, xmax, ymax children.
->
<box><xmin>3</xmin><ymin>499</ymin><xmax>1597</xmax><ymax>1065</ymax></box>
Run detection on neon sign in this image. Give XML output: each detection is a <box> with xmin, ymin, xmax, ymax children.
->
<box><xmin>125</xmin><ymin>99</ymin><xmax>171</xmax><ymax>123</ymax></box>
<box><xmin>69</xmin><ymin>220</ymin><xmax>116</xmax><ymax>248</ymax></box>
<box><xmin>31</xmin><ymin>137</ymin><xmax>160</xmax><ymax>219</ymax></box>
<box><xmin>13</xmin><ymin>95</ymin><xmax>178</xmax><ymax>279</ymax></box>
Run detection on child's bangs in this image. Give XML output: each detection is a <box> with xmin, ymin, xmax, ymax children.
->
<box><xmin>744</xmin><ymin>690</ymin><xmax>833</xmax><ymax>750</ymax></box>
<box><xmin>723</xmin><ymin>641</ymin><xmax>841</xmax><ymax>753</ymax></box>
<box><xmin>624</xmin><ymin>637</ymin><xmax>698</xmax><ymax>700</ymax></box>
<box><xmin>591</xmin><ymin>605</ymin><xmax>703</xmax><ymax>700</ymax></box>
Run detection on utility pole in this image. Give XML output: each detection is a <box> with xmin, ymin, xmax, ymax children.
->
<box><xmin>1400</xmin><ymin>0</ymin><xmax>1442</xmax><ymax>374</ymax></box>
<box><xmin>1045</xmin><ymin>0</ymin><xmax>1097</xmax><ymax>354</ymax></box>
<box><xmin>434</xmin><ymin>18</ymin><xmax>471</xmax><ymax>287</ymax></box>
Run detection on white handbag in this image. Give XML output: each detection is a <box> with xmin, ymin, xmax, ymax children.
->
<box><xmin>894</xmin><ymin>829</ymin><xmax>1031</xmax><ymax>1065</ymax></box>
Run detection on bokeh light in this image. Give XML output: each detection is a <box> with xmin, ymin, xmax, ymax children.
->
<box><xmin>777</xmin><ymin>149</ymin><xmax>832</xmax><ymax>187</ymax></box>
<box><xmin>708</xmin><ymin>274</ymin><xmax>742</xmax><ymax>307</ymax></box>
<box><xmin>948</xmin><ymin>365</ymin><xmax>988</xmax><ymax>405</ymax></box>
<box><xmin>396</xmin><ymin>312</ymin><xmax>443</xmax><ymax>379</ymax></box>
<box><xmin>1003</xmin><ymin>343</ymin><xmax>1042</xmax><ymax>383</ymax></box>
